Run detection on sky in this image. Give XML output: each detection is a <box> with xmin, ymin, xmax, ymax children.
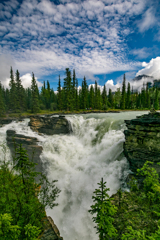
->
<box><xmin>0</xmin><ymin>0</ymin><xmax>160</xmax><ymax>92</ymax></box>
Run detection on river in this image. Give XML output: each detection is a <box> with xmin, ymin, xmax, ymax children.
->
<box><xmin>0</xmin><ymin>111</ymin><xmax>149</xmax><ymax>240</ymax></box>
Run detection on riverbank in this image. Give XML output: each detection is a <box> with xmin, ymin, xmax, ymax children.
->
<box><xmin>0</xmin><ymin>108</ymin><xmax>150</xmax><ymax>120</ymax></box>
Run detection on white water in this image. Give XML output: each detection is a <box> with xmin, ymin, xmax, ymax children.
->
<box><xmin>0</xmin><ymin>111</ymin><xmax>149</xmax><ymax>240</ymax></box>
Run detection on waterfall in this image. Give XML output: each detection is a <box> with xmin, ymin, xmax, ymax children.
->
<box><xmin>0</xmin><ymin>111</ymin><xmax>148</xmax><ymax>240</ymax></box>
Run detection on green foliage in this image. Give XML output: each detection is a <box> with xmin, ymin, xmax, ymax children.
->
<box><xmin>0</xmin><ymin>213</ymin><xmax>21</xmax><ymax>240</ymax></box>
<box><xmin>89</xmin><ymin>178</ymin><xmax>117</xmax><ymax>239</ymax></box>
<box><xmin>0</xmin><ymin>143</ymin><xmax>60</xmax><ymax>239</ymax></box>
<box><xmin>31</xmin><ymin>72</ymin><xmax>40</xmax><ymax>113</ymax></box>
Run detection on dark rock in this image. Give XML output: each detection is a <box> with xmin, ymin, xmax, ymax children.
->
<box><xmin>124</xmin><ymin>111</ymin><xmax>160</xmax><ymax>184</ymax></box>
<box><xmin>29</xmin><ymin>116</ymin><xmax>72</xmax><ymax>135</ymax></box>
<box><xmin>6</xmin><ymin>130</ymin><xmax>44</xmax><ymax>174</ymax></box>
<box><xmin>39</xmin><ymin>216</ymin><xmax>63</xmax><ymax>240</ymax></box>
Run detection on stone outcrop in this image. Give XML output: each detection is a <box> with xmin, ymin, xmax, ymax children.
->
<box><xmin>6</xmin><ymin>130</ymin><xmax>44</xmax><ymax>174</ymax></box>
<box><xmin>124</xmin><ymin>111</ymin><xmax>160</xmax><ymax>181</ymax></box>
<box><xmin>29</xmin><ymin>115</ymin><xmax>72</xmax><ymax>135</ymax></box>
<box><xmin>39</xmin><ymin>217</ymin><xmax>63</xmax><ymax>240</ymax></box>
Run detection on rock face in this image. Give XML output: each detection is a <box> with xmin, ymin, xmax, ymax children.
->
<box><xmin>39</xmin><ymin>217</ymin><xmax>63</xmax><ymax>240</ymax></box>
<box><xmin>124</xmin><ymin>112</ymin><xmax>160</xmax><ymax>180</ymax></box>
<box><xmin>6</xmin><ymin>130</ymin><xmax>44</xmax><ymax>174</ymax></box>
<box><xmin>29</xmin><ymin>115</ymin><xmax>72</xmax><ymax>135</ymax></box>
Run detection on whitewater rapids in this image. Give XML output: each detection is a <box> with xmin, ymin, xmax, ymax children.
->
<box><xmin>0</xmin><ymin>111</ymin><xmax>148</xmax><ymax>240</ymax></box>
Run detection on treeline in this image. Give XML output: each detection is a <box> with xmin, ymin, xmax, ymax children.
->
<box><xmin>0</xmin><ymin>67</ymin><xmax>160</xmax><ymax>115</ymax></box>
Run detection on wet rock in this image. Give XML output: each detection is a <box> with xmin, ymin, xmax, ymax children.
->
<box><xmin>124</xmin><ymin>111</ymin><xmax>160</xmax><ymax>184</ymax></box>
<box><xmin>6</xmin><ymin>130</ymin><xmax>44</xmax><ymax>174</ymax></box>
<box><xmin>29</xmin><ymin>115</ymin><xmax>72</xmax><ymax>135</ymax></box>
<box><xmin>39</xmin><ymin>216</ymin><xmax>63</xmax><ymax>240</ymax></box>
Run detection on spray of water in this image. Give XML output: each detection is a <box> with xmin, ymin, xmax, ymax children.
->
<box><xmin>0</xmin><ymin>111</ymin><xmax>148</xmax><ymax>240</ymax></box>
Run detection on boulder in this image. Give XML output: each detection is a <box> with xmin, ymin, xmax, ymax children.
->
<box><xmin>29</xmin><ymin>115</ymin><xmax>72</xmax><ymax>135</ymax></box>
<box><xmin>124</xmin><ymin>111</ymin><xmax>160</xmax><ymax>183</ymax></box>
<box><xmin>6</xmin><ymin>130</ymin><xmax>44</xmax><ymax>174</ymax></box>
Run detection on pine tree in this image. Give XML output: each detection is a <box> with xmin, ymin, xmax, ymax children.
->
<box><xmin>146</xmin><ymin>83</ymin><xmax>151</xmax><ymax>109</ymax></box>
<box><xmin>72</xmin><ymin>69</ymin><xmax>76</xmax><ymax>110</ymax></box>
<box><xmin>9</xmin><ymin>67</ymin><xmax>16</xmax><ymax>112</ymax></box>
<box><xmin>120</xmin><ymin>74</ymin><xmax>126</xmax><ymax>110</ymax></box>
<box><xmin>89</xmin><ymin>85</ymin><xmax>94</xmax><ymax>109</ymax></box>
<box><xmin>63</xmin><ymin>68</ymin><xmax>73</xmax><ymax>111</ymax></box>
<box><xmin>94</xmin><ymin>81</ymin><xmax>98</xmax><ymax>109</ymax></box>
<box><xmin>81</xmin><ymin>76</ymin><xmax>88</xmax><ymax>109</ymax></box>
<box><xmin>0</xmin><ymin>82</ymin><xmax>5</xmax><ymax>116</ymax></box>
<box><xmin>108</xmin><ymin>88</ymin><xmax>114</xmax><ymax>108</ymax></box>
<box><xmin>57</xmin><ymin>75</ymin><xmax>63</xmax><ymax>111</ymax></box>
<box><xmin>102</xmin><ymin>84</ymin><xmax>107</xmax><ymax>110</ymax></box>
<box><xmin>31</xmin><ymin>73</ymin><xmax>40</xmax><ymax>113</ymax></box>
<box><xmin>154</xmin><ymin>87</ymin><xmax>159</xmax><ymax>110</ymax></box>
<box><xmin>141</xmin><ymin>83</ymin><xmax>146</xmax><ymax>108</ymax></box>
<box><xmin>15</xmin><ymin>70</ymin><xmax>26</xmax><ymax>112</ymax></box>
<box><xmin>126</xmin><ymin>82</ymin><xmax>131</xmax><ymax>109</ymax></box>
<box><xmin>89</xmin><ymin>178</ymin><xmax>117</xmax><ymax>240</ymax></box>
<box><xmin>75</xmin><ymin>77</ymin><xmax>79</xmax><ymax>111</ymax></box>
<box><xmin>114</xmin><ymin>88</ymin><xmax>121</xmax><ymax>109</ymax></box>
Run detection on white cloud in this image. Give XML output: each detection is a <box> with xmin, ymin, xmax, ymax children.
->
<box><xmin>20</xmin><ymin>73</ymin><xmax>43</xmax><ymax>89</ymax></box>
<box><xmin>136</xmin><ymin>56</ymin><xmax>160</xmax><ymax>79</ymax></box>
<box><xmin>0</xmin><ymin>54</ymin><xmax>15</xmax><ymax>88</ymax></box>
<box><xmin>138</xmin><ymin>7</ymin><xmax>156</xmax><ymax>32</ymax></box>
<box><xmin>131</xmin><ymin>47</ymin><xmax>152</xmax><ymax>59</ymax></box>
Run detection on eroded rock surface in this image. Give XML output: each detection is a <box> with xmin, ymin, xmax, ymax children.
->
<box><xmin>124</xmin><ymin>111</ymin><xmax>160</xmax><ymax>180</ymax></box>
<box><xmin>39</xmin><ymin>216</ymin><xmax>63</xmax><ymax>240</ymax></box>
<box><xmin>29</xmin><ymin>115</ymin><xmax>72</xmax><ymax>135</ymax></box>
<box><xmin>6</xmin><ymin>129</ymin><xmax>44</xmax><ymax>174</ymax></box>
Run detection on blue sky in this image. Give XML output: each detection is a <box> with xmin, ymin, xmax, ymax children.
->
<box><xmin>0</xmin><ymin>0</ymin><xmax>160</xmax><ymax>92</ymax></box>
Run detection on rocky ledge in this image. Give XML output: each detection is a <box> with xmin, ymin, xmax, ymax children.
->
<box><xmin>39</xmin><ymin>216</ymin><xmax>63</xmax><ymax>240</ymax></box>
<box><xmin>124</xmin><ymin>111</ymin><xmax>160</xmax><ymax>182</ymax></box>
<box><xmin>6</xmin><ymin>130</ymin><xmax>44</xmax><ymax>174</ymax></box>
<box><xmin>29</xmin><ymin>115</ymin><xmax>72</xmax><ymax>135</ymax></box>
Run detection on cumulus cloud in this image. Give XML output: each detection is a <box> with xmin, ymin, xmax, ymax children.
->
<box><xmin>136</xmin><ymin>56</ymin><xmax>160</xmax><ymax>79</ymax></box>
<box><xmin>20</xmin><ymin>73</ymin><xmax>43</xmax><ymax>89</ymax></box>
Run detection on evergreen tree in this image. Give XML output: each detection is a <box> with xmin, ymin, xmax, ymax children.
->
<box><xmin>141</xmin><ymin>83</ymin><xmax>146</xmax><ymax>108</ymax></box>
<box><xmin>9</xmin><ymin>67</ymin><xmax>16</xmax><ymax>112</ymax></box>
<box><xmin>94</xmin><ymin>81</ymin><xmax>98</xmax><ymax>109</ymax></box>
<box><xmin>146</xmin><ymin>82</ymin><xmax>151</xmax><ymax>109</ymax></box>
<box><xmin>89</xmin><ymin>85</ymin><xmax>94</xmax><ymax>109</ymax></box>
<box><xmin>63</xmin><ymin>68</ymin><xmax>73</xmax><ymax>111</ymax></box>
<box><xmin>89</xmin><ymin>178</ymin><xmax>117</xmax><ymax>240</ymax></box>
<box><xmin>81</xmin><ymin>76</ymin><xmax>88</xmax><ymax>109</ymax></box>
<box><xmin>108</xmin><ymin>88</ymin><xmax>114</xmax><ymax>108</ymax></box>
<box><xmin>114</xmin><ymin>88</ymin><xmax>121</xmax><ymax>109</ymax></box>
<box><xmin>120</xmin><ymin>74</ymin><xmax>126</xmax><ymax>110</ymax></box>
<box><xmin>57</xmin><ymin>75</ymin><xmax>63</xmax><ymax>111</ymax></box>
<box><xmin>72</xmin><ymin>69</ymin><xmax>76</xmax><ymax>110</ymax></box>
<box><xmin>15</xmin><ymin>70</ymin><xmax>26</xmax><ymax>112</ymax></box>
<box><xmin>154</xmin><ymin>87</ymin><xmax>159</xmax><ymax>110</ymax></box>
<box><xmin>126</xmin><ymin>82</ymin><xmax>131</xmax><ymax>109</ymax></box>
<box><xmin>75</xmin><ymin>77</ymin><xmax>79</xmax><ymax>111</ymax></box>
<box><xmin>97</xmin><ymin>87</ymin><xmax>102</xmax><ymax>109</ymax></box>
<box><xmin>0</xmin><ymin>82</ymin><xmax>5</xmax><ymax>116</ymax></box>
<box><xmin>102</xmin><ymin>84</ymin><xmax>107</xmax><ymax>110</ymax></box>
<box><xmin>31</xmin><ymin>73</ymin><xmax>40</xmax><ymax>113</ymax></box>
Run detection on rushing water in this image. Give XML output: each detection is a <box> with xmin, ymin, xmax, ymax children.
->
<box><xmin>0</xmin><ymin>111</ymin><xmax>149</xmax><ymax>240</ymax></box>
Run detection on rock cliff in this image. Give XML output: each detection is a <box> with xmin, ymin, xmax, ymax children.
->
<box><xmin>124</xmin><ymin>111</ymin><xmax>160</xmax><ymax>182</ymax></box>
<box><xmin>29</xmin><ymin>115</ymin><xmax>72</xmax><ymax>135</ymax></box>
<box><xmin>39</xmin><ymin>216</ymin><xmax>63</xmax><ymax>240</ymax></box>
<box><xmin>6</xmin><ymin>130</ymin><xmax>44</xmax><ymax>174</ymax></box>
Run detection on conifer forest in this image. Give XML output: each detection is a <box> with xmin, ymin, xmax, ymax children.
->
<box><xmin>0</xmin><ymin>67</ymin><xmax>160</xmax><ymax>116</ymax></box>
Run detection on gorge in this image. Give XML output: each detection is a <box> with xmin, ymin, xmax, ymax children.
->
<box><xmin>0</xmin><ymin>111</ymin><xmax>151</xmax><ymax>240</ymax></box>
